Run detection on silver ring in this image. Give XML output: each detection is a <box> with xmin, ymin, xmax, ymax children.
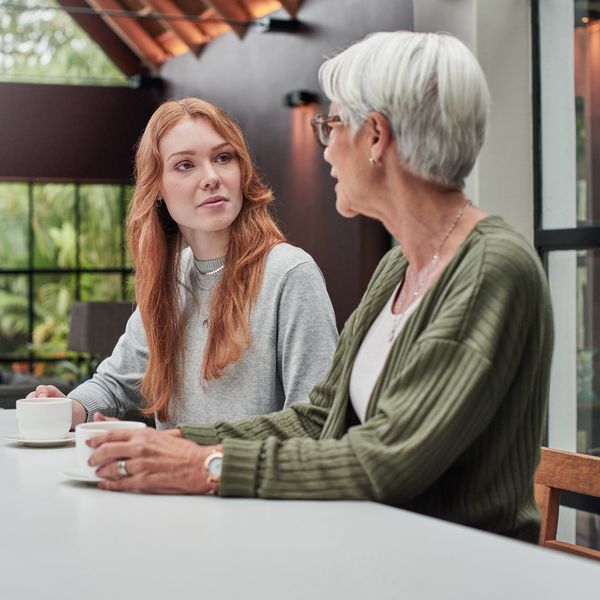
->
<box><xmin>117</xmin><ymin>459</ymin><xmax>129</xmax><ymax>478</ymax></box>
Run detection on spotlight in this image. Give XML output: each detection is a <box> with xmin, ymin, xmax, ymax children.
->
<box><xmin>284</xmin><ymin>90</ymin><xmax>319</xmax><ymax>108</ymax></box>
<box><xmin>256</xmin><ymin>17</ymin><xmax>302</xmax><ymax>33</ymax></box>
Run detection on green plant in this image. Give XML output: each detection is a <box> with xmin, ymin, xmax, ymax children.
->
<box><xmin>578</xmin><ymin>347</ymin><xmax>598</xmax><ymax>405</ymax></box>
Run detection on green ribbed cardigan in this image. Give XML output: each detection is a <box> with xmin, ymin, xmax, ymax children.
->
<box><xmin>180</xmin><ymin>216</ymin><xmax>554</xmax><ymax>542</ymax></box>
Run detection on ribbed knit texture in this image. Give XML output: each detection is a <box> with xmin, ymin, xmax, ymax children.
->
<box><xmin>180</xmin><ymin>216</ymin><xmax>554</xmax><ymax>542</ymax></box>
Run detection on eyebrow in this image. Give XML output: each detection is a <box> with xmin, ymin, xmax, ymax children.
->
<box><xmin>167</xmin><ymin>142</ymin><xmax>232</xmax><ymax>162</ymax></box>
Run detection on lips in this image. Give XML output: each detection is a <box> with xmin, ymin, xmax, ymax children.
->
<box><xmin>199</xmin><ymin>195</ymin><xmax>227</xmax><ymax>207</ymax></box>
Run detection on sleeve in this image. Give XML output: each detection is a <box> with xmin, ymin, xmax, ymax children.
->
<box><xmin>179</xmin><ymin>310</ymin><xmax>357</xmax><ymax>445</ymax></box>
<box><xmin>276</xmin><ymin>261</ymin><xmax>338</xmax><ymax>408</ymax></box>
<box><xmin>178</xmin><ymin>250</ymin><xmax>398</xmax><ymax>445</ymax></box>
<box><xmin>213</xmin><ymin>254</ymin><xmax>544</xmax><ymax>501</ymax></box>
<box><xmin>68</xmin><ymin>308</ymin><xmax>148</xmax><ymax>419</ymax></box>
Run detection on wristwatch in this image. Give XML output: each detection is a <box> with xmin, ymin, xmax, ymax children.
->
<box><xmin>204</xmin><ymin>450</ymin><xmax>223</xmax><ymax>494</ymax></box>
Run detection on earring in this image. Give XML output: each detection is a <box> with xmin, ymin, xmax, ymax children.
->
<box><xmin>369</xmin><ymin>157</ymin><xmax>376</xmax><ymax>166</ymax></box>
<box><xmin>156</xmin><ymin>198</ymin><xmax>163</xmax><ymax>208</ymax></box>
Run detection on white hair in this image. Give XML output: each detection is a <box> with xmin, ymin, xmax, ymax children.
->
<box><xmin>318</xmin><ymin>31</ymin><xmax>491</xmax><ymax>190</ymax></box>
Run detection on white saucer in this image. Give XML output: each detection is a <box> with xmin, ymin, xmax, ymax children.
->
<box><xmin>4</xmin><ymin>432</ymin><xmax>75</xmax><ymax>447</ymax></box>
<box><xmin>62</xmin><ymin>467</ymin><xmax>102</xmax><ymax>483</ymax></box>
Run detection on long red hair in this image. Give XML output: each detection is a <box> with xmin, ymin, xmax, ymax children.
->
<box><xmin>127</xmin><ymin>98</ymin><xmax>285</xmax><ymax>421</ymax></box>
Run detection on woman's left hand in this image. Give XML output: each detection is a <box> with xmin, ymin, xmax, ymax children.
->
<box><xmin>87</xmin><ymin>427</ymin><xmax>220</xmax><ymax>494</ymax></box>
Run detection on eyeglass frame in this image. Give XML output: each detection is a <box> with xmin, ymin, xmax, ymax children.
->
<box><xmin>310</xmin><ymin>113</ymin><xmax>342</xmax><ymax>147</ymax></box>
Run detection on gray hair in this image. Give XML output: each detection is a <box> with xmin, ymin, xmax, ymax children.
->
<box><xmin>318</xmin><ymin>31</ymin><xmax>491</xmax><ymax>190</ymax></box>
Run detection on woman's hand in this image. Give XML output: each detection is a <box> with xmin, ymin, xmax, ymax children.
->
<box><xmin>87</xmin><ymin>427</ymin><xmax>220</xmax><ymax>494</ymax></box>
<box><xmin>27</xmin><ymin>384</ymin><xmax>65</xmax><ymax>399</ymax></box>
<box><xmin>26</xmin><ymin>385</ymin><xmax>87</xmax><ymax>428</ymax></box>
<box><xmin>93</xmin><ymin>412</ymin><xmax>119</xmax><ymax>423</ymax></box>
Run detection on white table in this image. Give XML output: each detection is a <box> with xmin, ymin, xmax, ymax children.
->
<box><xmin>1</xmin><ymin>409</ymin><xmax>599</xmax><ymax>599</ymax></box>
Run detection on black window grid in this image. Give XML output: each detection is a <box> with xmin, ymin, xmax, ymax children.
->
<box><xmin>0</xmin><ymin>181</ymin><xmax>133</xmax><ymax>373</ymax></box>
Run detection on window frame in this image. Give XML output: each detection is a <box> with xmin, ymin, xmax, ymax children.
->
<box><xmin>0</xmin><ymin>181</ymin><xmax>133</xmax><ymax>373</ymax></box>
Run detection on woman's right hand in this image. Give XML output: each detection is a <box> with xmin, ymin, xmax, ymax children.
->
<box><xmin>27</xmin><ymin>384</ymin><xmax>65</xmax><ymax>399</ymax></box>
<box><xmin>26</xmin><ymin>386</ymin><xmax>87</xmax><ymax>429</ymax></box>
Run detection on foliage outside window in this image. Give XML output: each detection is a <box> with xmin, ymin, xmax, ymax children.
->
<box><xmin>0</xmin><ymin>0</ymin><xmax>127</xmax><ymax>86</ymax></box>
<box><xmin>0</xmin><ymin>183</ymin><xmax>133</xmax><ymax>382</ymax></box>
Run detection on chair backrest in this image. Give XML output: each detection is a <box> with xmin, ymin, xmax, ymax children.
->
<box><xmin>67</xmin><ymin>301</ymin><xmax>135</xmax><ymax>357</ymax></box>
<box><xmin>535</xmin><ymin>446</ymin><xmax>600</xmax><ymax>561</ymax></box>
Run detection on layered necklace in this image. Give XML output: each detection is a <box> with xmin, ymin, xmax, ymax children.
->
<box><xmin>196</xmin><ymin>264</ymin><xmax>224</xmax><ymax>277</ymax></box>
<box><xmin>195</xmin><ymin>260</ymin><xmax>225</xmax><ymax>292</ymax></box>
<box><xmin>388</xmin><ymin>198</ymin><xmax>471</xmax><ymax>342</ymax></box>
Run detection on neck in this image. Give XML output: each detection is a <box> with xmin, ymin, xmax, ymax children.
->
<box><xmin>180</xmin><ymin>226</ymin><xmax>230</xmax><ymax>261</ymax></box>
<box><xmin>375</xmin><ymin>166</ymin><xmax>483</xmax><ymax>271</ymax></box>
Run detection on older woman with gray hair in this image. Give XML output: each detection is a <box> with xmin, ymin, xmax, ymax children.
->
<box><xmin>88</xmin><ymin>31</ymin><xmax>553</xmax><ymax>543</ymax></box>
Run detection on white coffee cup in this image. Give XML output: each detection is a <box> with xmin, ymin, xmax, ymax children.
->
<box><xmin>75</xmin><ymin>421</ymin><xmax>147</xmax><ymax>478</ymax></box>
<box><xmin>16</xmin><ymin>397</ymin><xmax>73</xmax><ymax>440</ymax></box>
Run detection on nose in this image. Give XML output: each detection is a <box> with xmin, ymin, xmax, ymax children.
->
<box><xmin>200</xmin><ymin>165</ymin><xmax>220</xmax><ymax>191</ymax></box>
<box><xmin>323</xmin><ymin>145</ymin><xmax>331</xmax><ymax>164</ymax></box>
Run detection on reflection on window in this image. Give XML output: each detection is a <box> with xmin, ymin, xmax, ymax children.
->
<box><xmin>574</xmin><ymin>10</ymin><xmax>600</xmax><ymax>226</ymax></box>
<box><xmin>575</xmin><ymin>248</ymin><xmax>600</xmax><ymax>551</ymax></box>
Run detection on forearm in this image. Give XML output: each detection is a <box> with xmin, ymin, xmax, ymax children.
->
<box><xmin>219</xmin><ymin>436</ymin><xmax>373</xmax><ymax>500</ymax></box>
<box><xmin>69</xmin><ymin>308</ymin><xmax>148</xmax><ymax>420</ymax></box>
<box><xmin>217</xmin><ymin>341</ymin><xmax>500</xmax><ymax>502</ymax></box>
<box><xmin>179</xmin><ymin>401</ymin><xmax>330</xmax><ymax>445</ymax></box>
<box><xmin>69</xmin><ymin>375</ymin><xmax>143</xmax><ymax>420</ymax></box>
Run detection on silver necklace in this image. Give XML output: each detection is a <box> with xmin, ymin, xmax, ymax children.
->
<box><xmin>196</xmin><ymin>264</ymin><xmax>224</xmax><ymax>277</ymax></box>
<box><xmin>195</xmin><ymin>263</ymin><xmax>224</xmax><ymax>292</ymax></box>
<box><xmin>388</xmin><ymin>199</ymin><xmax>471</xmax><ymax>342</ymax></box>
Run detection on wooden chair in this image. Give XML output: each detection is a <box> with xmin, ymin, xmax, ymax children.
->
<box><xmin>535</xmin><ymin>446</ymin><xmax>600</xmax><ymax>560</ymax></box>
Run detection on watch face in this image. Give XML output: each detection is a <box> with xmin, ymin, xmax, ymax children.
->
<box><xmin>208</xmin><ymin>456</ymin><xmax>223</xmax><ymax>478</ymax></box>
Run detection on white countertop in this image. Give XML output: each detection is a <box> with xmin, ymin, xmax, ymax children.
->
<box><xmin>1</xmin><ymin>409</ymin><xmax>598</xmax><ymax>599</ymax></box>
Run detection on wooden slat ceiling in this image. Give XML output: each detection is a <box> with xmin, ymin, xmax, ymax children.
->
<box><xmin>57</xmin><ymin>0</ymin><xmax>302</xmax><ymax>76</ymax></box>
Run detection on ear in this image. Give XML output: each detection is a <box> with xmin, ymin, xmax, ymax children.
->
<box><xmin>365</xmin><ymin>112</ymin><xmax>392</xmax><ymax>164</ymax></box>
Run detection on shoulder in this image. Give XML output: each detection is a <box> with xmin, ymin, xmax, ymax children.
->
<box><xmin>264</xmin><ymin>242</ymin><xmax>317</xmax><ymax>272</ymax></box>
<box><xmin>434</xmin><ymin>216</ymin><xmax>552</xmax><ymax>349</ymax></box>
<box><xmin>261</xmin><ymin>244</ymin><xmax>332</xmax><ymax>305</ymax></box>
<box><xmin>464</xmin><ymin>216</ymin><xmax>547</xmax><ymax>297</ymax></box>
<box><xmin>262</xmin><ymin>243</ymin><xmax>326</xmax><ymax>286</ymax></box>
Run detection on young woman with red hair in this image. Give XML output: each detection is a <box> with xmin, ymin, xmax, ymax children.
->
<box><xmin>31</xmin><ymin>98</ymin><xmax>338</xmax><ymax>428</ymax></box>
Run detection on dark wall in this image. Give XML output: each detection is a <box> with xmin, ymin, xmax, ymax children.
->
<box><xmin>0</xmin><ymin>0</ymin><xmax>411</xmax><ymax>325</ymax></box>
<box><xmin>0</xmin><ymin>83</ymin><xmax>162</xmax><ymax>182</ymax></box>
<box><xmin>160</xmin><ymin>0</ymin><xmax>412</xmax><ymax>325</ymax></box>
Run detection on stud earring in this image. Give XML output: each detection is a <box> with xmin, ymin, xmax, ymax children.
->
<box><xmin>156</xmin><ymin>198</ymin><xmax>164</xmax><ymax>208</ymax></box>
<box><xmin>369</xmin><ymin>157</ymin><xmax>376</xmax><ymax>166</ymax></box>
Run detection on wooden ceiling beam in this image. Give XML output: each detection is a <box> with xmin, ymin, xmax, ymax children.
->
<box><xmin>278</xmin><ymin>0</ymin><xmax>302</xmax><ymax>17</ymax></box>
<box><xmin>85</xmin><ymin>0</ymin><xmax>168</xmax><ymax>71</ymax></box>
<box><xmin>57</xmin><ymin>0</ymin><xmax>142</xmax><ymax>76</ymax></box>
<box><xmin>202</xmin><ymin>0</ymin><xmax>252</xmax><ymax>38</ymax></box>
<box><xmin>145</xmin><ymin>0</ymin><xmax>209</xmax><ymax>55</ymax></box>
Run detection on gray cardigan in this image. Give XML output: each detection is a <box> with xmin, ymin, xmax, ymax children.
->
<box><xmin>69</xmin><ymin>243</ymin><xmax>338</xmax><ymax>428</ymax></box>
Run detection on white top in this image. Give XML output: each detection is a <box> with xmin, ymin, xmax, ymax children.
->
<box><xmin>1</xmin><ymin>410</ymin><xmax>598</xmax><ymax>600</ymax></box>
<box><xmin>350</xmin><ymin>281</ymin><xmax>421</xmax><ymax>422</ymax></box>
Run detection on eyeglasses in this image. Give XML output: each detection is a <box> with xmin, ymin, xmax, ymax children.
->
<box><xmin>310</xmin><ymin>113</ymin><xmax>342</xmax><ymax>147</ymax></box>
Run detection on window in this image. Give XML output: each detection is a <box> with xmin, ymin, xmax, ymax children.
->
<box><xmin>1</xmin><ymin>0</ymin><xmax>127</xmax><ymax>86</ymax></box>
<box><xmin>535</xmin><ymin>0</ymin><xmax>600</xmax><ymax>550</ymax></box>
<box><xmin>0</xmin><ymin>183</ymin><xmax>133</xmax><ymax>382</ymax></box>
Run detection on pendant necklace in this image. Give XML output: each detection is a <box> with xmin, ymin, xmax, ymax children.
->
<box><xmin>388</xmin><ymin>199</ymin><xmax>472</xmax><ymax>342</ymax></box>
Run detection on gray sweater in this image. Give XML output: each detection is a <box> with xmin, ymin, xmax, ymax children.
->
<box><xmin>69</xmin><ymin>243</ymin><xmax>338</xmax><ymax>429</ymax></box>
